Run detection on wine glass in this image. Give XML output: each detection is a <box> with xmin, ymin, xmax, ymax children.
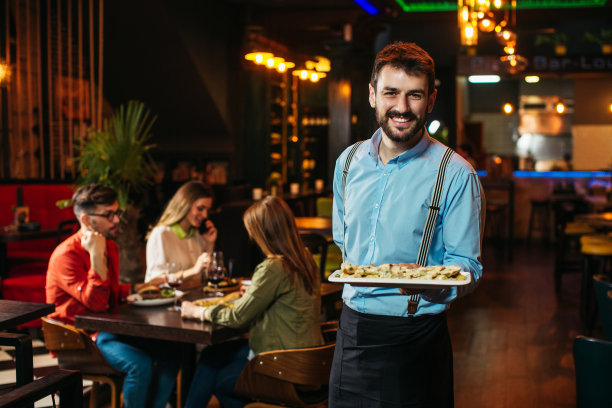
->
<box><xmin>163</xmin><ymin>262</ymin><xmax>181</xmax><ymax>310</ymax></box>
<box><xmin>208</xmin><ymin>251</ymin><xmax>226</xmax><ymax>296</ymax></box>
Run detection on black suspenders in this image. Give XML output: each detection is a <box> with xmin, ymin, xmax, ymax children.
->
<box><xmin>341</xmin><ymin>141</ymin><xmax>454</xmax><ymax>316</ymax></box>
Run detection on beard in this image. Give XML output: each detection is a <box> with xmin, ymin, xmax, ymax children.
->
<box><xmin>376</xmin><ymin>108</ymin><xmax>428</xmax><ymax>145</ymax></box>
<box><xmin>90</xmin><ymin>219</ymin><xmax>118</xmax><ymax>240</ymax></box>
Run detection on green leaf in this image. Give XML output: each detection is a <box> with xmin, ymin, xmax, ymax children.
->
<box><xmin>74</xmin><ymin>100</ymin><xmax>158</xmax><ymax>208</ymax></box>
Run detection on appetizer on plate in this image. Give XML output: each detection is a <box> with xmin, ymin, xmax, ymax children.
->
<box><xmin>339</xmin><ymin>262</ymin><xmax>465</xmax><ymax>280</ymax></box>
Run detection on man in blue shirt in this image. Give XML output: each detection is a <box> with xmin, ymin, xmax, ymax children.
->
<box><xmin>329</xmin><ymin>42</ymin><xmax>484</xmax><ymax>407</ymax></box>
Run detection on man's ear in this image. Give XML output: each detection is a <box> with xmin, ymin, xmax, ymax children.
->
<box><xmin>78</xmin><ymin>212</ymin><xmax>91</xmax><ymax>230</ymax></box>
<box><xmin>368</xmin><ymin>83</ymin><xmax>376</xmax><ymax>109</ymax></box>
<box><xmin>427</xmin><ymin>89</ymin><xmax>437</xmax><ymax>113</ymax></box>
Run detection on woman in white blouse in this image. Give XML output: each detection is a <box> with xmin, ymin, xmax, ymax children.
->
<box><xmin>145</xmin><ymin>181</ymin><xmax>217</xmax><ymax>284</ymax></box>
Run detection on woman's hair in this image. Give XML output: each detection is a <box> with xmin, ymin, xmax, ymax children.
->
<box><xmin>243</xmin><ymin>196</ymin><xmax>319</xmax><ymax>294</ymax></box>
<box><xmin>151</xmin><ymin>180</ymin><xmax>213</xmax><ymax>232</ymax></box>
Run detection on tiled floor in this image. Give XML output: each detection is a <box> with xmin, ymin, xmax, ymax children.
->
<box><xmin>450</xmin><ymin>242</ymin><xmax>586</xmax><ymax>408</ymax></box>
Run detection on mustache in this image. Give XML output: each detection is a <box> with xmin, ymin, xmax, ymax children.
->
<box><xmin>386</xmin><ymin>110</ymin><xmax>417</xmax><ymax>120</ymax></box>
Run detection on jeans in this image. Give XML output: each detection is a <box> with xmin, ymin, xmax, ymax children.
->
<box><xmin>184</xmin><ymin>339</ymin><xmax>250</xmax><ymax>408</ymax></box>
<box><xmin>96</xmin><ymin>332</ymin><xmax>181</xmax><ymax>408</ymax></box>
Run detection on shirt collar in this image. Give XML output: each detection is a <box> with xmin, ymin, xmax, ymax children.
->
<box><xmin>170</xmin><ymin>223</ymin><xmax>194</xmax><ymax>239</ymax></box>
<box><xmin>368</xmin><ymin>127</ymin><xmax>432</xmax><ymax>169</ymax></box>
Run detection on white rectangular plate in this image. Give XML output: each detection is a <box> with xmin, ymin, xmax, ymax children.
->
<box><xmin>328</xmin><ymin>270</ymin><xmax>471</xmax><ymax>289</ymax></box>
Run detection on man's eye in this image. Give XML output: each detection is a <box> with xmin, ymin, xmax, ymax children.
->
<box><xmin>409</xmin><ymin>93</ymin><xmax>423</xmax><ymax>100</ymax></box>
<box><xmin>196</xmin><ymin>206</ymin><xmax>207</xmax><ymax>211</ymax></box>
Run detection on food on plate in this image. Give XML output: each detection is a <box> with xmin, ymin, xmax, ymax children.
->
<box><xmin>137</xmin><ymin>284</ymin><xmax>175</xmax><ymax>300</ymax></box>
<box><xmin>194</xmin><ymin>291</ymin><xmax>241</xmax><ymax>308</ymax></box>
<box><xmin>339</xmin><ymin>262</ymin><xmax>464</xmax><ymax>280</ymax></box>
<box><xmin>207</xmin><ymin>278</ymin><xmax>239</xmax><ymax>288</ymax></box>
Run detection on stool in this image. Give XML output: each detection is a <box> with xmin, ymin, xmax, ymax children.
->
<box><xmin>528</xmin><ymin>198</ymin><xmax>551</xmax><ymax>243</ymax></box>
<box><xmin>580</xmin><ymin>235</ymin><xmax>612</xmax><ymax>335</ymax></box>
<box><xmin>485</xmin><ymin>202</ymin><xmax>507</xmax><ymax>259</ymax></box>
<box><xmin>554</xmin><ymin>221</ymin><xmax>595</xmax><ymax>294</ymax></box>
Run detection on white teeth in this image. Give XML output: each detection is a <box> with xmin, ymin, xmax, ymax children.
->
<box><xmin>392</xmin><ymin>117</ymin><xmax>408</xmax><ymax>122</ymax></box>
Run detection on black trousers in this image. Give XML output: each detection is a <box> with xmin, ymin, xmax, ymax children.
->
<box><xmin>329</xmin><ymin>304</ymin><xmax>454</xmax><ymax>408</ymax></box>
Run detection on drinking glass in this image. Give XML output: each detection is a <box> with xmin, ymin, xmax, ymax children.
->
<box><xmin>163</xmin><ymin>262</ymin><xmax>181</xmax><ymax>310</ymax></box>
<box><xmin>208</xmin><ymin>251</ymin><xmax>226</xmax><ymax>296</ymax></box>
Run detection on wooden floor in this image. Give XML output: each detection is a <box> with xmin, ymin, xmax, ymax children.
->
<box><xmin>449</xmin><ymin>242</ymin><xmax>589</xmax><ymax>408</ymax></box>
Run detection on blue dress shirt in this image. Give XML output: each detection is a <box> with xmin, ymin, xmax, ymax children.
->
<box><xmin>332</xmin><ymin>129</ymin><xmax>485</xmax><ymax>317</ymax></box>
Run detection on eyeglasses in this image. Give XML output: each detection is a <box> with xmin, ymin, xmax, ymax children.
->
<box><xmin>87</xmin><ymin>209</ymin><xmax>124</xmax><ymax>221</ymax></box>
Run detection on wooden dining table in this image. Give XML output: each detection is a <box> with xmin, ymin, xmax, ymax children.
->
<box><xmin>295</xmin><ymin>216</ymin><xmax>333</xmax><ymax>237</ymax></box>
<box><xmin>576</xmin><ymin>212</ymin><xmax>612</xmax><ymax>231</ymax></box>
<box><xmin>0</xmin><ymin>300</ymin><xmax>55</xmax><ymax>388</ymax></box>
<box><xmin>74</xmin><ymin>285</ymin><xmax>245</xmax><ymax>406</ymax></box>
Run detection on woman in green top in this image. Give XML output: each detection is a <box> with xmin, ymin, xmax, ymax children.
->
<box><xmin>181</xmin><ymin>196</ymin><xmax>323</xmax><ymax>408</ymax></box>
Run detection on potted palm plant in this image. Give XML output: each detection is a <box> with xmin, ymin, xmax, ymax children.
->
<box><xmin>583</xmin><ymin>29</ymin><xmax>612</xmax><ymax>55</ymax></box>
<box><xmin>75</xmin><ymin>100</ymin><xmax>158</xmax><ymax>282</ymax></box>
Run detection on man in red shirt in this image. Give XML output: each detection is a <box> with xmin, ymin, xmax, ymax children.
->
<box><xmin>46</xmin><ymin>184</ymin><xmax>180</xmax><ymax>408</ymax></box>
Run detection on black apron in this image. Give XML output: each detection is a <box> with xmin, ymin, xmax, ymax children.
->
<box><xmin>329</xmin><ymin>304</ymin><xmax>453</xmax><ymax>408</ymax></box>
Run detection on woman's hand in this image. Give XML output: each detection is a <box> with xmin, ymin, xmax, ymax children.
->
<box><xmin>239</xmin><ymin>283</ymin><xmax>251</xmax><ymax>296</ymax></box>
<box><xmin>194</xmin><ymin>252</ymin><xmax>211</xmax><ymax>276</ymax></box>
<box><xmin>201</xmin><ymin>219</ymin><xmax>218</xmax><ymax>245</ymax></box>
<box><xmin>181</xmin><ymin>301</ymin><xmax>205</xmax><ymax>320</ymax></box>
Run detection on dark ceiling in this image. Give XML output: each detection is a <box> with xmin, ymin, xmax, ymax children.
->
<box><xmin>226</xmin><ymin>0</ymin><xmax>611</xmax><ymax>58</ymax></box>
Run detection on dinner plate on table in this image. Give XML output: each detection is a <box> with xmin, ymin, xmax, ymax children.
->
<box><xmin>328</xmin><ymin>270</ymin><xmax>471</xmax><ymax>289</ymax></box>
<box><xmin>127</xmin><ymin>290</ymin><xmax>184</xmax><ymax>307</ymax></box>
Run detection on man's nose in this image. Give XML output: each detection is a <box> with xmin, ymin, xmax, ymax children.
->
<box><xmin>396</xmin><ymin>96</ymin><xmax>410</xmax><ymax>113</ymax></box>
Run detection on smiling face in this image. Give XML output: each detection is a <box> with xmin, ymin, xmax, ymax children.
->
<box><xmin>184</xmin><ymin>197</ymin><xmax>213</xmax><ymax>229</ymax></box>
<box><xmin>369</xmin><ymin>65</ymin><xmax>436</xmax><ymax>149</ymax></box>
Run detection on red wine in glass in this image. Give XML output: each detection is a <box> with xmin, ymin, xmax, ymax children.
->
<box><xmin>168</xmin><ymin>280</ymin><xmax>182</xmax><ymax>289</ymax></box>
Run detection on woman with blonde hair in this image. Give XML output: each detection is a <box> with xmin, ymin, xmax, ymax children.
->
<box><xmin>145</xmin><ymin>180</ymin><xmax>217</xmax><ymax>284</ymax></box>
<box><xmin>181</xmin><ymin>195</ymin><xmax>323</xmax><ymax>408</ymax></box>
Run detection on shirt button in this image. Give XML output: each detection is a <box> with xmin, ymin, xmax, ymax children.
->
<box><xmin>375</xmin><ymin>204</ymin><xmax>379</xmax><ymax>208</ymax></box>
<box><xmin>370</xmin><ymin>237</ymin><xmax>374</xmax><ymax>241</ymax></box>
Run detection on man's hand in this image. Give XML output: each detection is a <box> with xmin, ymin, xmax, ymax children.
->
<box><xmin>397</xmin><ymin>263</ymin><xmax>424</xmax><ymax>296</ymax></box>
<box><xmin>81</xmin><ymin>230</ymin><xmax>108</xmax><ymax>280</ymax></box>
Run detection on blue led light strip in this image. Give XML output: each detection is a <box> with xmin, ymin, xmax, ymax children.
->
<box><xmin>477</xmin><ymin>170</ymin><xmax>612</xmax><ymax>178</ymax></box>
<box><xmin>353</xmin><ymin>0</ymin><xmax>379</xmax><ymax>15</ymax></box>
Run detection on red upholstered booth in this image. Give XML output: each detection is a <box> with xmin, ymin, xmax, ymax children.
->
<box><xmin>0</xmin><ymin>184</ymin><xmax>75</xmax><ymax>328</ymax></box>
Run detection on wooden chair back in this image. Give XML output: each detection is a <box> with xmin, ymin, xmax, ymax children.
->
<box><xmin>235</xmin><ymin>342</ymin><xmax>335</xmax><ymax>407</ymax></box>
<box><xmin>41</xmin><ymin>317</ymin><xmax>123</xmax><ymax>408</ymax></box>
<box><xmin>42</xmin><ymin>317</ymin><xmax>119</xmax><ymax>375</ymax></box>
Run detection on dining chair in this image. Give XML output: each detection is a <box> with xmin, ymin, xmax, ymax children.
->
<box><xmin>234</xmin><ymin>341</ymin><xmax>335</xmax><ymax>408</ymax></box>
<box><xmin>573</xmin><ymin>335</ymin><xmax>612</xmax><ymax>408</ymax></box>
<box><xmin>299</xmin><ymin>232</ymin><xmax>328</xmax><ymax>281</ymax></box>
<box><xmin>593</xmin><ymin>274</ymin><xmax>612</xmax><ymax>341</ymax></box>
<box><xmin>0</xmin><ymin>369</ymin><xmax>83</xmax><ymax>408</ymax></box>
<box><xmin>41</xmin><ymin>317</ymin><xmax>123</xmax><ymax>408</ymax></box>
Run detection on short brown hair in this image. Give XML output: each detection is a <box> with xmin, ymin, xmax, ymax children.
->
<box><xmin>370</xmin><ymin>41</ymin><xmax>435</xmax><ymax>95</ymax></box>
<box><xmin>72</xmin><ymin>184</ymin><xmax>117</xmax><ymax>217</ymax></box>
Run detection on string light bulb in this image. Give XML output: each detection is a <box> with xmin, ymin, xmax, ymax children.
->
<box><xmin>556</xmin><ymin>102</ymin><xmax>566</xmax><ymax>114</ymax></box>
<box><xmin>503</xmin><ymin>103</ymin><xmax>514</xmax><ymax>114</ymax></box>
